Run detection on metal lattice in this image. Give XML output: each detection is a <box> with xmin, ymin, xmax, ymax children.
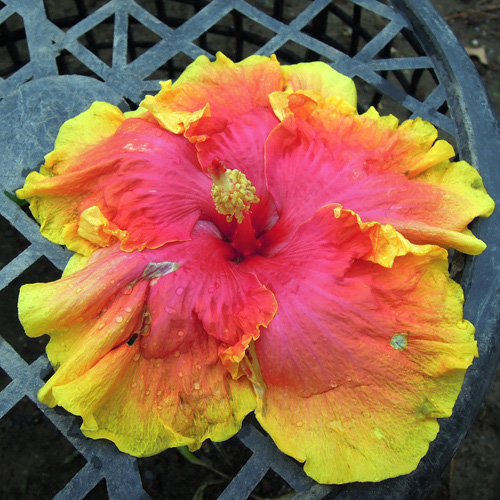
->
<box><xmin>1</xmin><ymin>1</ymin><xmax>499</xmax><ymax>499</ymax></box>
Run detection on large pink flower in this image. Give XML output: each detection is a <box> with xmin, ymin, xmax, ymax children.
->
<box><xmin>17</xmin><ymin>53</ymin><xmax>494</xmax><ymax>484</ymax></box>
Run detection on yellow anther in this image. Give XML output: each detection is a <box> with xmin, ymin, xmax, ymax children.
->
<box><xmin>211</xmin><ymin>168</ymin><xmax>259</xmax><ymax>223</ymax></box>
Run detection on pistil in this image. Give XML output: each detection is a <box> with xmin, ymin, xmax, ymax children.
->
<box><xmin>208</xmin><ymin>159</ymin><xmax>260</xmax><ymax>224</ymax></box>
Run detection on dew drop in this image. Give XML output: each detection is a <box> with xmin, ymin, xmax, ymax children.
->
<box><xmin>457</xmin><ymin>321</ymin><xmax>469</xmax><ymax>330</ymax></box>
<box><xmin>122</xmin><ymin>287</ymin><xmax>133</xmax><ymax>295</ymax></box>
<box><xmin>131</xmin><ymin>382</ymin><xmax>137</xmax><ymax>388</ymax></box>
<box><xmin>150</xmin><ymin>278</ymin><xmax>158</xmax><ymax>286</ymax></box>
<box><xmin>157</xmin><ymin>390</ymin><xmax>162</xmax><ymax>396</ymax></box>
<box><xmin>110</xmin><ymin>279</ymin><xmax>115</xmax><ymax>284</ymax></box>
<box><xmin>116</xmin><ymin>316</ymin><xmax>123</xmax><ymax>323</ymax></box>
<box><xmin>195</xmin><ymin>363</ymin><xmax>201</xmax><ymax>370</ymax></box>
<box><xmin>76</xmin><ymin>288</ymin><xmax>82</xmax><ymax>293</ymax></box>
<box><xmin>145</xmin><ymin>390</ymin><xmax>150</xmax><ymax>396</ymax></box>
<box><xmin>176</xmin><ymin>287</ymin><xmax>184</xmax><ymax>296</ymax></box>
<box><xmin>193</xmin><ymin>382</ymin><xmax>200</xmax><ymax>390</ymax></box>
<box><xmin>98</xmin><ymin>323</ymin><xmax>105</xmax><ymax>330</ymax></box>
<box><xmin>166</xmin><ymin>306</ymin><xmax>177</xmax><ymax>315</ymax></box>
<box><xmin>125</xmin><ymin>306</ymin><xmax>132</xmax><ymax>313</ymax></box>
<box><xmin>179</xmin><ymin>371</ymin><xmax>183</xmax><ymax>377</ymax></box>
<box><xmin>214</xmin><ymin>283</ymin><xmax>220</xmax><ymax>289</ymax></box>
<box><xmin>157</xmin><ymin>404</ymin><xmax>163</xmax><ymax>410</ymax></box>
<box><xmin>208</xmin><ymin>287</ymin><xmax>215</xmax><ymax>294</ymax></box>
<box><xmin>133</xmin><ymin>353</ymin><xmax>140</xmax><ymax>361</ymax></box>
<box><xmin>346</xmin><ymin>375</ymin><xmax>352</xmax><ymax>382</ymax></box>
<box><xmin>177</xmin><ymin>330</ymin><xmax>185</xmax><ymax>337</ymax></box>
<box><xmin>174</xmin><ymin>350</ymin><xmax>180</xmax><ymax>358</ymax></box>
<box><xmin>155</xmin><ymin>130</ymin><xmax>163</xmax><ymax>137</ymax></box>
<box><xmin>329</xmin><ymin>381</ymin><xmax>338</xmax><ymax>388</ymax></box>
<box><xmin>296</xmin><ymin>421</ymin><xmax>303</xmax><ymax>427</ymax></box>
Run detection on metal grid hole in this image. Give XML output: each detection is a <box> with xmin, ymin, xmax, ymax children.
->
<box><xmin>0</xmin><ymin>213</ymin><xmax>31</xmax><ymax>272</ymax></box>
<box><xmin>0</xmin><ymin>12</ymin><xmax>29</xmax><ymax>78</ymax></box>
<box><xmin>0</xmin><ymin>256</ymin><xmax>60</xmax><ymax>364</ymax></box>
<box><xmin>0</xmin><ymin>396</ymin><xmax>87</xmax><ymax>499</ymax></box>
<box><xmin>55</xmin><ymin>49</ymin><xmax>105</xmax><ymax>81</ymax></box>
<box><xmin>128</xmin><ymin>15</ymin><xmax>163</xmax><ymax>63</ymax></box>
<box><xmin>192</xmin><ymin>12</ymin><xmax>277</xmax><ymax>61</ymax></box>
<box><xmin>76</xmin><ymin>14</ymin><xmax>114</xmax><ymax>66</ymax></box>
<box><xmin>0</xmin><ymin>366</ymin><xmax>11</xmax><ymax>391</ymax></box>
<box><xmin>43</xmin><ymin>0</ymin><xmax>110</xmax><ymax>31</ymax></box>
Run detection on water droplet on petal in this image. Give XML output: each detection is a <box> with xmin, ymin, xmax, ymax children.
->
<box><xmin>208</xmin><ymin>287</ymin><xmax>215</xmax><ymax>294</ymax></box>
<box><xmin>133</xmin><ymin>353</ymin><xmax>140</xmax><ymax>361</ymax></box>
<box><xmin>76</xmin><ymin>288</ymin><xmax>82</xmax><ymax>293</ymax></box>
<box><xmin>98</xmin><ymin>323</ymin><xmax>105</xmax><ymax>330</ymax></box>
<box><xmin>131</xmin><ymin>382</ymin><xmax>137</xmax><ymax>388</ymax></box>
<box><xmin>193</xmin><ymin>382</ymin><xmax>200</xmax><ymax>390</ymax></box>
<box><xmin>157</xmin><ymin>390</ymin><xmax>162</xmax><ymax>396</ymax></box>
<box><xmin>195</xmin><ymin>363</ymin><xmax>201</xmax><ymax>370</ymax></box>
<box><xmin>116</xmin><ymin>316</ymin><xmax>123</xmax><ymax>323</ymax></box>
<box><xmin>329</xmin><ymin>380</ymin><xmax>338</xmax><ymax>388</ymax></box>
<box><xmin>179</xmin><ymin>371</ymin><xmax>183</xmax><ymax>377</ymax></box>
<box><xmin>157</xmin><ymin>404</ymin><xmax>163</xmax><ymax>410</ymax></box>
<box><xmin>346</xmin><ymin>375</ymin><xmax>352</xmax><ymax>382</ymax></box>
<box><xmin>176</xmin><ymin>287</ymin><xmax>184</xmax><ymax>296</ymax></box>
<box><xmin>296</xmin><ymin>421</ymin><xmax>303</xmax><ymax>427</ymax></box>
<box><xmin>145</xmin><ymin>390</ymin><xmax>150</xmax><ymax>396</ymax></box>
<box><xmin>166</xmin><ymin>306</ymin><xmax>177</xmax><ymax>315</ymax></box>
<box><xmin>122</xmin><ymin>287</ymin><xmax>133</xmax><ymax>295</ymax></box>
<box><xmin>177</xmin><ymin>330</ymin><xmax>185</xmax><ymax>337</ymax></box>
<box><xmin>125</xmin><ymin>306</ymin><xmax>132</xmax><ymax>313</ymax></box>
<box><xmin>214</xmin><ymin>283</ymin><xmax>220</xmax><ymax>289</ymax></box>
<box><xmin>174</xmin><ymin>350</ymin><xmax>180</xmax><ymax>358</ymax></box>
<box><xmin>155</xmin><ymin>130</ymin><xmax>163</xmax><ymax>138</ymax></box>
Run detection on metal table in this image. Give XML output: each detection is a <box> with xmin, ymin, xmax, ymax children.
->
<box><xmin>0</xmin><ymin>1</ymin><xmax>499</xmax><ymax>499</ymax></box>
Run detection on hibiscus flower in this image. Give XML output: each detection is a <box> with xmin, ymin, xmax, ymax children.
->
<box><xmin>16</xmin><ymin>53</ymin><xmax>494</xmax><ymax>484</ymax></box>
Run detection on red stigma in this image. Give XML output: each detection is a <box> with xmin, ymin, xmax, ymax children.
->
<box><xmin>207</xmin><ymin>158</ymin><xmax>227</xmax><ymax>177</ymax></box>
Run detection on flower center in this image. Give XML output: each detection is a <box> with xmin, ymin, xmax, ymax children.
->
<box><xmin>208</xmin><ymin>159</ymin><xmax>259</xmax><ymax>224</ymax></box>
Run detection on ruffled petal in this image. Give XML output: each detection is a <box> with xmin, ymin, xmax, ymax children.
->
<box><xmin>263</xmin><ymin>106</ymin><xmax>493</xmax><ymax>254</ymax></box>
<box><xmin>240</xmin><ymin>205</ymin><xmax>477</xmax><ymax>483</ymax></box>
<box><xmin>18</xmin><ymin>223</ymin><xmax>276</xmax><ymax>454</ymax></box>
<box><xmin>282</xmin><ymin>61</ymin><xmax>357</xmax><ymax>107</ymax></box>
<box><xmin>18</xmin><ymin>115</ymin><xmax>218</xmax><ymax>254</ymax></box>
<box><xmin>141</xmin><ymin>53</ymin><xmax>283</xmax><ymax>135</ymax></box>
<box><xmin>48</xmin><ymin>327</ymin><xmax>256</xmax><ymax>455</ymax></box>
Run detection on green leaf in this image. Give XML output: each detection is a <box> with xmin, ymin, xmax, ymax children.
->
<box><xmin>4</xmin><ymin>190</ymin><xmax>28</xmax><ymax>207</ymax></box>
<box><xmin>177</xmin><ymin>446</ymin><xmax>208</xmax><ymax>467</ymax></box>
